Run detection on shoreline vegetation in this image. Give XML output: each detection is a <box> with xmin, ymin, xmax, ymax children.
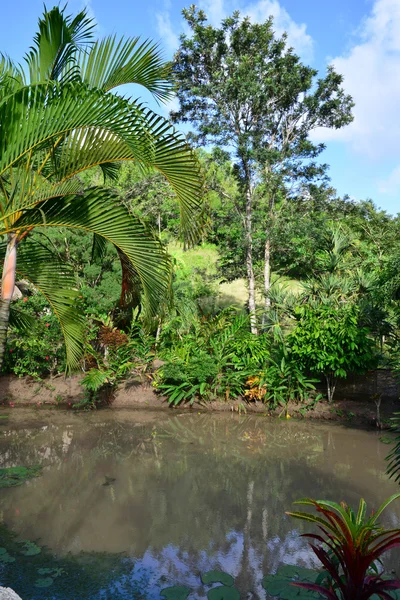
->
<box><xmin>0</xmin><ymin>371</ymin><xmax>398</xmax><ymax>427</ymax></box>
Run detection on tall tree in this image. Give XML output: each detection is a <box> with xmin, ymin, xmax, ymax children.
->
<box><xmin>0</xmin><ymin>6</ymin><xmax>204</xmax><ymax>369</ymax></box>
<box><xmin>172</xmin><ymin>6</ymin><xmax>353</xmax><ymax>331</ymax></box>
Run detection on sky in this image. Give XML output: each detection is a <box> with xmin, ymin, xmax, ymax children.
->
<box><xmin>2</xmin><ymin>0</ymin><xmax>400</xmax><ymax>214</ymax></box>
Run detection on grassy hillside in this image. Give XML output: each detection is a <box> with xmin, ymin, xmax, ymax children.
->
<box><xmin>168</xmin><ymin>242</ymin><xmax>302</xmax><ymax>309</ymax></box>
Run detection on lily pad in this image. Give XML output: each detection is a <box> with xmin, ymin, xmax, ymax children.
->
<box><xmin>0</xmin><ymin>551</ymin><xmax>16</xmax><ymax>564</ymax></box>
<box><xmin>202</xmin><ymin>570</ymin><xmax>234</xmax><ymax>586</ymax></box>
<box><xmin>262</xmin><ymin>565</ymin><xmax>321</xmax><ymax>599</ymax></box>
<box><xmin>262</xmin><ymin>575</ymin><xmax>291</xmax><ymax>596</ymax></box>
<box><xmin>160</xmin><ymin>585</ymin><xmax>191</xmax><ymax>600</ymax></box>
<box><xmin>35</xmin><ymin>577</ymin><xmax>54</xmax><ymax>588</ymax></box>
<box><xmin>0</xmin><ymin>465</ymin><xmax>42</xmax><ymax>488</ymax></box>
<box><xmin>37</xmin><ymin>568</ymin><xmax>54</xmax><ymax>575</ymax></box>
<box><xmin>0</xmin><ymin>547</ymin><xmax>7</xmax><ymax>555</ymax></box>
<box><xmin>21</xmin><ymin>541</ymin><xmax>41</xmax><ymax>556</ymax></box>
<box><xmin>207</xmin><ymin>586</ymin><xmax>240</xmax><ymax>600</ymax></box>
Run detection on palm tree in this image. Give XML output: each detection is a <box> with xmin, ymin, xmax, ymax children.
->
<box><xmin>0</xmin><ymin>6</ymin><xmax>204</xmax><ymax>370</ymax></box>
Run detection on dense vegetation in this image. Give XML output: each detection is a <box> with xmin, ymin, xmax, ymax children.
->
<box><xmin>2</xmin><ymin>5</ymin><xmax>400</xmax><ymax>415</ymax></box>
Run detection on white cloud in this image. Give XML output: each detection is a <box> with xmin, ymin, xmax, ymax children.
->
<box><xmin>156</xmin><ymin>0</ymin><xmax>313</xmax><ymax>59</ymax></box>
<box><xmin>243</xmin><ymin>0</ymin><xmax>313</xmax><ymax>60</ymax></box>
<box><xmin>156</xmin><ymin>11</ymin><xmax>179</xmax><ymax>54</ymax></box>
<box><xmin>312</xmin><ymin>0</ymin><xmax>400</xmax><ymax>159</ymax></box>
<box><xmin>198</xmin><ymin>0</ymin><xmax>227</xmax><ymax>27</ymax></box>
<box><xmin>378</xmin><ymin>165</ymin><xmax>400</xmax><ymax>194</ymax></box>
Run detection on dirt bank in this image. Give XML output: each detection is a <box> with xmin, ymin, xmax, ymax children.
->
<box><xmin>0</xmin><ymin>373</ymin><xmax>399</xmax><ymax>427</ymax></box>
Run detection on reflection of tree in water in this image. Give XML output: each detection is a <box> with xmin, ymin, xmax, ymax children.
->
<box><xmin>1</xmin><ymin>412</ymin><xmax>399</xmax><ymax>598</ymax></box>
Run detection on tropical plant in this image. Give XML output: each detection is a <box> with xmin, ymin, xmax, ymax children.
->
<box><xmin>287</xmin><ymin>495</ymin><xmax>400</xmax><ymax>600</ymax></box>
<box><xmin>288</xmin><ymin>304</ymin><xmax>376</xmax><ymax>402</ymax></box>
<box><xmin>155</xmin><ymin>350</ymin><xmax>219</xmax><ymax>406</ymax></box>
<box><xmin>4</xmin><ymin>293</ymin><xmax>67</xmax><ymax>378</ymax></box>
<box><xmin>156</xmin><ymin>309</ymin><xmax>271</xmax><ymax>405</ymax></box>
<box><xmin>0</xmin><ymin>5</ymin><xmax>203</xmax><ymax>371</ymax></box>
<box><xmin>261</xmin><ymin>354</ymin><xmax>321</xmax><ymax>414</ymax></box>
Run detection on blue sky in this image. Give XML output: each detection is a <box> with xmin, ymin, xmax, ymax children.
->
<box><xmin>2</xmin><ymin>0</ymin><xmax>400</xmax><ymax>214</ymax></box>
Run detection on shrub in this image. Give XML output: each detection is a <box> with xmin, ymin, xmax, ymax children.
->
<box><xmin>288</xmin><ymin>304</ymin><xmax>376</xmax><ymax>402</ymax></box>
<box><xmin>5</xmin><ymin>295</ymin><xmax>67</xmax><ymax>378</ymax></box>
<box><xmin>155</xmin><ymin>351</ymin><xmax>219</xmax><ymax>405</ymax></box>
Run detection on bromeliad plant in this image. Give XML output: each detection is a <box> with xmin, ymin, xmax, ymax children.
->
<box><xmin>287</xmin><ymin>495</ymin><xmax>400</xmax><ymax>600</ymax></box>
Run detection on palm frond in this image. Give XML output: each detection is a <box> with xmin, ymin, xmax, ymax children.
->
<box><xmin>8</xmin><ymin>306</ymin><xmax>36</xmax><ymax>332</ymax></box>
<box><xmin>25</xmin><ymin>6</ymin><xmax>95</xmax><ymax>83</ymax></box>
<box><xmin>77</xmin><ymin>36</ymin><xmax>174</xmax><ymax>101</ymax></box>
<box><xmin>12</xmin><ymin>187</ymin><xmax>172</xmax><ymax>317</ymax></box>
<box><xmin>0</xmin><ymin>83</ymin><xmax>155</xmax><ymax>174</ymax></box>
<box><xmin>0</xmin><ymin>54</ymin><xmax>26</xmax><ymax>101</ymax></box>
<box><xmin>12</xmin><ymin>239</ymin><xmax>84</xmax><ymax>370</ymax></box>
<box><xmin>0</xmin><ymin>83</ymin><xmax>204</xmax><ymax>243</ymax></box>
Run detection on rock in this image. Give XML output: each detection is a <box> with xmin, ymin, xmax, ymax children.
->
<box><xmin>0</xmin><ymin>588</ymin><xmax>23</xmax><ymax>600</ymax></box>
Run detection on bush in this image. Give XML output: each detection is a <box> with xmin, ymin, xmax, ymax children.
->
<box><xmin>155</xmin><ymin>351</ymin><xmax>219</xmax><ymax>405</ymax></box>
<box><xmin>4</xmin><ymin>295</ymin><xmax>67</xmax><ymax>378</ymax></box>
<box><xmin>288</xmin><ymin>303</ymin><xmax>376</xmax><ymax>402</ymax></box>
<box><xmin>156</xmin><ymin>310</ymin><xmax>272</xmax><ymax>405</ymax></box>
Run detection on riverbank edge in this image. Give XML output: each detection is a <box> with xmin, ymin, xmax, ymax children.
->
<box><xmin>0</xmin><ymin>373</ymin><xmax>398</xmax><ymax>427</ymax></box>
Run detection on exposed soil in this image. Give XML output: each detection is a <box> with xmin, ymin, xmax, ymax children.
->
<box><xmin>0</xmin><ymin>372</ymin><xmax>398</xmax><ymax>428</ymax></box>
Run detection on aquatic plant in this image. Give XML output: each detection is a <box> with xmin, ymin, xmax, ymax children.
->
<box><xmin>0</xmin><ymin>465</ymin><xmax>42</xmax><ymax>488</ymax></box>
<box><xmin>287</xmin><ymin>495</ymin><xmax>400</xmax><ymax>599</ymax></box>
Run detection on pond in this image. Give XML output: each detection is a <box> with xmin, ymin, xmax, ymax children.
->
<box><xmin>0</xmin><ymin>408</ymin><xmax>399</xmax><ymax>599</ymax></box>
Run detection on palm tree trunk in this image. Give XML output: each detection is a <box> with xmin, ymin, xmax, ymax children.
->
<box><xmin>0</xmin><ymin>234</ymin><xmax>17</xmax><ymax>370</ymax></box>
<box><xmin>245</xmin><ymin>185</ymin><xmax>258</xmax><ymax>335</ymax></box>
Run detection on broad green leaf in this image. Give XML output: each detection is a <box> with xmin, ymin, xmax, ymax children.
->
<box><xmin>201</xmin><ymin>571</ymin><xmax>234</xmax><ymax>586</ymax></box>
<box><xmin>207</xmin><ymin>586</ymin><xmax>240</xmax><ymax>600</ymax></box>
<box><xmin>160</xmin><ymin>586</ymin><xmax>191</xmax><ymax>600</ymax></box>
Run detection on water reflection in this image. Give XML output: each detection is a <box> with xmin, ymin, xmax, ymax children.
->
<box><xmin>0</xmin><ymin>409</ymin><xmax>399</xmax><ymax>599</ymax></box>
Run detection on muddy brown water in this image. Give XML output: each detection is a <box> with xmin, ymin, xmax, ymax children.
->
<box><xmin>0</xmin><ymin>408</ymin><xmax>399</xmax><ymax>599</ymax></box>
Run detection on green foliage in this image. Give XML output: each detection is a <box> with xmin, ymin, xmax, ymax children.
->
<box><xmin>156</xmin><ymin>310</ymin><xmax>271</xmax><ymax>405</ymax></box>
<box><xmin>0</xmin><ymin>4</ymin><xmax>204</xmax><ymax>371</ymax></box>
<box><xmin>77</xmin><ymin>321</ymin><xmax>155</xmax><ymax>409</ymax></box>
<box><xmin>0</xmin><ymin>465</ymin><xmax>42</xmax><ymax>488</ymax></box>
<box><xmin>156</xmin><ymin>351</ymin><xmax>219</xmax><ymax>405</ymax></box>
<box><xmin>287</xmin><ymin>495</ymin><xmax>400</xmax><ymax>600</ymax></box>
<box><xmin>262</xmin><ymin>565</ymin><xmax>321</xmax><ymax>599</ymax></box>
<box><xmin>161</xmin><ymin>586</ymin><xmax>191</xmax><ymax>600</ymax></box>
<box><xmin>288</xmin><ymin>303</ymin><xmax>376</xmax><ymax>401</ymax></box>
<box><xmin>172</xmin><ymin>7</ymin><xmax>353</xmax><ymax>326</ymax></box>
<box><xmin>207</xmin><ymin>587</ymin><xmax>240</xmax><ymax>600</ymax></box>
<box><xmin>201</xmin><ymin>571</ymin><xmax>235</xmax><ymax>586</ymax></box>
<box><xmin>4</xmin><ymin>294</ymin><xmax>67</xmax><ymax>378</ymax></box>
<box><xmin>261</xmin><ymin>355</ymin><xmax>321</xmax><ymax>413</ymax></box>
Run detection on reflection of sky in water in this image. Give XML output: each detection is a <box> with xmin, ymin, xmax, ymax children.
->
<box><xmin>103</xmin><ymin>529</ymin><xmax>314</xmax><ymax>598</ymax></box>
<box><xmin>1</xmin><ymin>409</ymin><xmax>400</xmax><ymax>599</ymax></box>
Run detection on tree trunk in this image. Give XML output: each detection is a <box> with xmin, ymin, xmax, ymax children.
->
<box><xmin>264</xmin><ymin>236</ymin><xmax>271</xmax><ymax>310</ymax></box>
<box><xmin>325</xmin><ymin>373</ymin><xmax>337</xmax><ymax>403</ymax></box>
<box><xmin>0</xmin><ymin>235</ymin><xmax>17</xmax><ymax>370</ymax></box>
<box><xmin>263</xmin><ymin>187</ymin><xmax>274</xmax><ymax>323</ymax></box>
<box><xmin>245</xmin><ymin>185</ymin><xmax>258</xmax><ymax>334</ymax></box>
